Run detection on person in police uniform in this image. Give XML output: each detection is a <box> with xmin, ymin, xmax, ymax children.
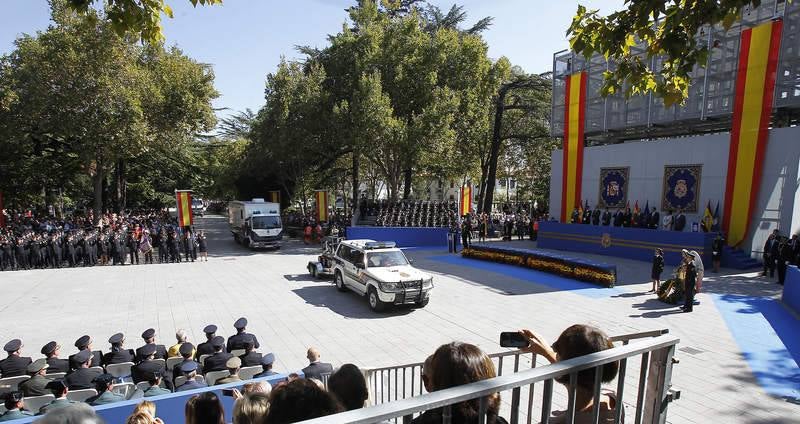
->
<box><xmin>41</xmin><ymin>341</ymin><xmax>69</xmax><ymax>375</ymax></box>
<box><xmin>0</xmin><ymin>339</ymin><xmax>32</xmax><ymax>378</ymax></box>
<box><xmin>674</xmin><ymin>209</ymin><xmax>687</xmax><ymax>232</ymax></box>
<box><xmin>253</xmin><ymin>353</ymin><xmax>278</xmax><ymax>378</ymax></box>
<box><xmin>143</xmin><ymin>371</ymin><xmax>172</xmax><ymax>397</ymax></box>
<box><xmin>172</xmin><ymin>342</ymin><xmax>202</xmax><ymax>385</ymax></box>
<box><xmin>591</xmin><ymin>206</ymin><xmax>601</xmax><ymax>226</ymax></box>
<box><xmin>204</xmin><ymin>336</ymin><xmax>232</xmax><ymax>373</ymax></box>
<box><xmin>570</xmin><ymin>208</ymin><xmax>580</xmax><ymax>224</ymax></box>
<box><xmin>0</xmin><ymin>391</ymin><xmax>33</xmax><ymax>422</ymax></box>
<box><xmin>227</xmin><ymin>317</ymin><xmax>260</xmax><ymax>353</ymax></box>
<box><xmin>582</xmin><ymin>206</ymin><xmax>592</xmax><ymax>225</ymax></box>
<box><xmin>69</xmin><ymin>335</ymin><xmax>102</xmax><ymax>370</ymax></box>
<box><xmin>238</xmin><ymin>336</ymin><xmax>262</xmax><ymax>368</ymax></box>
<box><xmin>19</xmin><ymin>359</ymin><xmax>51</xmax><ymax>397</ymax></box>
<box><xmin>86</xmin><ymin>374</ymin><xmax>125</xmax><ymax>406</ymax></box>
<box><xmin>176</xmin><ymin>362</ymin><xmax>207</xmax><ymax>392</ymax></box>
<box><xmin>102</xmin><ymin>333</ymin><xmax>133</xmax><ymax>366</ymax></box>
<box><xmin>39</xmin><ymin>380</ymin><xmax>77</xmax><ymax>415</ymax></box>
<box><xmin>64</xmin><ymin>350</ymin><xmax>102</xmax><ymax>390</ymax></box>
<box><xmin>132</xmin><ymin>344</ymin><xmax>172</xmax><ymax>390</ymax></box>
<box><xmin>601</xmin><ymin>208</ymin><xmax>611</xmax><ymax>226</ymax></box>
<box><xmin>195</xmin><ymin>324</ymin><xmax>218</xmax><ymax>361</ymax></box>
<box><xmin>135</xmin><ymin>328</ymin><xmax>168</xmax><ymax>362</ymax></box>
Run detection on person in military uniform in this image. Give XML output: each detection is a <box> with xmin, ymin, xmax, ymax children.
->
<box><xmin>0</xmin><ymin>391</ymin><xmax>33</xmax><ymax>422</ymax></box>
<box><xmin>169</xmin><ymin>230</ymin><xmax>181</xmax><ymax>263</ymax></box>
<box><xmin>600</xmin><ymin>208</ymin><xmax>611</xmax><ymax>226</ymax></box>
<box><xmin>41</xmin><ymin>342</ymin><xmax>69</xmax><ymax>375</ymax></box>
<box><xmin>14</xmin><ymin>237</ymin><xmax>28</xmax><ymax>270</ymax></box>
<box><xmin>64</xmin><ymin>350</ymin><xmax>102</xmax><ymax>390</ymax></box>
<box><xmin>204</xmin><ymin>336</ymin><xmax>232</xmax><ymax>373</ymax></box>
<box><xmin>681</xmin><ymin>253</ymin><xmax>698</xmax><ymax>313</ymax></box>
<box><xmin>621</xmin><ymin>207</ymin><xmax>632</xmax><ymax>227</ymax></box>
<box><xmin>649</xmin><ymin>207</ymin><xmax>660</xmax><ymax>230</ymax></box>
<box><xmin>591</xmin><ymin>206</ymin><xmax>601</xmax><ymax>226</ymax></box>
<box><xmin>102</xmin><ymin>333</ymin><xmax>133</xmax><ymax>366</ymax></box>
<box><xmin>611</xmin><ymin>209</ymin><xmax>622</xmax><ymax>227</ymax></box>
<box><xmin>48</xmin><ymin>233</ymin><xmax>62</xmax><ymax>268</ymax></box>
<box><xmin>253</xmin><ymin>353</ymin><xmax>278</xmax><ymax>378</ymax></box>
<box><xmin>227</xmin><ymin>317</ymin><xmax>260</xmax><ymax>353</ymax></box>
<box><xmin>29</xmin><ymin>234</ymin><xmax>41</xmax><ymax>269</ymax></box>
<box><xmin>582</xmin><ymin>206</ymin><xmax>592</xmax><ymax>225</ymax></box>
<box><xmin>570</xmin><ymin>208</ymin><xmax>580</xmax><ymax>224</ymax></box>
<box><xmin>790</xmin><ymin>234</ymin><xmax>800</xmax><ymax>265</ymax></box>
<box><xmin>135</xmin><ymin>328</ymin><xmax>168</xmax><ymax>362</ymax></box>
<box><xmin>238</xmin><ymin>336</ymin><xmax>262</xmax><ymax>368</ymax></box>
<box><xmin>215</xmin><ymin>357</ymin><xmax>242</xmax><ymax>385</ymax></box>
<box><xmin>0</xmin><ymin>339</ymin><xmax>32</xmax><ymax>378</ymax></box>
<box><xmin>712</xmin><ymin>233</ymin><xmax>725</xmax><ymax>273</ymax></box>
<box><xmin>69</xmin><ymin>335</ymin><xmax>102</xmax><ymax>370</ymax></box>
<box><xmin>38</xmin><ymin>380</ymin><xmax>77</xmax><ymax>415</ymax></box>
<box><xmin>143</xmin><ymin>371</ymin><xmax>171</xmax><ymax>397</ymax></box>
<box><xmin>0</xmin><ymin>236</ymin><xmax>14</xmax><ymax>271</ymax></box>
<box><xmin>777</xmin><ymin>236</ymin><xmax>792</xmax><ymax>285</ymax></box>
<box><xmin>172</xmin><ymin>343</ymin><xmax>202</xmax><ymax>385</ymax></box>
<box><xmin>176</xmin><ymin>362</ymin><xmax>207</xmax><ymax>392</ymax></box>
<box><xmin>127</xmin><ymin>230</ymin><xmax>140</xmax><ymax>265</ymax></box>
<box><xmin>86</xmin><ymin>374</ymin><xmax>125</xmax><ymax>406</ymax></box>
<box><xmin>132</xmin><ymin>344</ymin><xmax>172</xmax><ymax>390</ymax></box>
<box><xmin>673</xmin><ymin>209</ymin><xmax>686</xmax><ymax>232</ymax></box>
<box><xmin>195</xmin><ymin>324</ymin><xmax>218</xmax><ymax>361</ymax></box>
<box><xmin>19</xmin><ymin>359</ymin><xmax>51</xmax><ymax>397</ymax></box>
<box><xmin>763</xmin><ymin>233</ymin><xmax>777</xmax><ymax>278</ymax></box>
<box><xmin>156</xmin><ymin>230</ymin><xmax>168</xmax><ymax>264</ymax></box>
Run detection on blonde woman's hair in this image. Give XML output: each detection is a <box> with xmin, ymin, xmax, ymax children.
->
<box><xmin>133</xmin><ymin>400</ymin><xmax>156</xmax><ymax>418</ymax></box>
<box><xmin>233</xmin><ymin>392</ymin><xmax>270</xmax><ymax>424</ymax></box>
<box><xmin>125</xmin><ymin>411</ymin><xmax>155</xmax><ymax>424</ymax></box>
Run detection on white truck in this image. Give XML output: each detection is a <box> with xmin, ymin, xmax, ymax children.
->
<box><xmin>228</xmin><ymin>199</ymin><xmax>283</xmax><ymax>249</ymax></box>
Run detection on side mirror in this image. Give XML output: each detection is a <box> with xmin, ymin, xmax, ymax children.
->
<box><xmin>408</xmin><ymin>258</ymin><xmax>415</xmax><ymax>264</ymax></box>
<box><xmin>355</xmin><ymin>262</ymin><xmax>365</xmax><ymax>269</ymax></box>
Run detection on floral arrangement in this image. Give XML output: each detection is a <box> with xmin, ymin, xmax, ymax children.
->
<box><xmin>461</xmin><ymin>246</ymin><xmax>616</xmax><ymax>287</ymax></box>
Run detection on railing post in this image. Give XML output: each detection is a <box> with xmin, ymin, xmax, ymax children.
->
<box><xmin>643</xmin><ymin>344</ymin><xmax>677</xmax><ymax>424</ymax></box>
<box><xmin>363</xmin><ymin>368</ymin><xmax>377</xmax><ymax>407</ymax></box>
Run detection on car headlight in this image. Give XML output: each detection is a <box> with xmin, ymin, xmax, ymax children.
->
<box><xmin>380</xmin><ymin>281</ymin><xmax>401</xmax><ymax>292</ymax></box>
<box><xmin>423</xmin><ymin>277</ymin><xmax>434</xmax><ymax>288</ymax></box>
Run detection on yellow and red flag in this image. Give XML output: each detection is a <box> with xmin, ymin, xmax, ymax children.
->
<box><xmin>267</xmin><ymin>191</ymin><xmax>281</xmax><ymax>204</ymax></box>
<box><xmin>560</xmin><ymin>72</ymin><xmax>587</xmax><ymax>223</ymax></box>
<box><xmin>459</xmin><ymin>184</ymin><xmax>472</xmax><ymax>216</ymax></box>
<box><xmin>175</xmin><ymin>190</ymin><xmax>193</xmax><ymax>227</ymax></box>
<box><xmin>315</xmin><ymin>190</ymin><xmax>328</xmax><ymax>223</ymax></box>
<box><xmin>723</xmin><ymin>19</ymin><xmax>782</xmax><ymax>246</ymax></box>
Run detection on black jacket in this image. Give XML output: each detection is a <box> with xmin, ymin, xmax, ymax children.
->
<box><xmin>64</xmin><ymin>367</ymin><xmax>102</xmax><ymax>390</ymax></box>
<box><xmin>301</xmin><ymin>362</ymin><xmax>333</xmax><ymax>381</ymax></box>
<box><xmin>227</xmin><ymin>332</ymin><xmax>260</xmax><ymax>352</ymax></box>
<box><xmin>68</xmin><ymin>350</ymin><xmax>102</xmax><ymax>370</ymax></box>
<box><xmin>103</xmin><ymin>348</ymin><xmax>134</xmax><ymax>366</ymax></box>
<box><xmin>195</xmin><ymin>341</ymin><xmax>216</xmax><ymax>361</ymax></box>
<box><xmin>135</xmin><ymin>344</ymin><xmax>168</xmax><ymax>362</ymax></box>
<box><xmin>45</xmin><ymin>358</ymin><xmax>70</xmax><ymax>374</ymax></box>
<box><xmin>203</xmin><ymin>352</ymin><xmax>233</xmax><ymax>373</ymax></box>
<box><xmin>132</xmin><ymin>360</ymin><xmax>166</xmax><ymax>384</ymax></box>
<box><xmin>0</xmin><ymin>355</ymin><xmax>32</xmax><ymax>378</ymax></box>
<box><xmin>239</xmin><ymin>352</ymin><xmax>263</xmax><ymax>368</ymax></box>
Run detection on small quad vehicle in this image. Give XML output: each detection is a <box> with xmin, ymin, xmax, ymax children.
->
<box><xmin>307</xmin><ymin>236</ymin><xmax>344</xmax><ymax>278</ymax></box>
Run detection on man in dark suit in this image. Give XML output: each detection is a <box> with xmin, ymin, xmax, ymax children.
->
<box><xmin>790</xmin><ymin>234</ymin><xmax>800</xmax><ymax>265</ymax></box>
<box><xmin>195</xmin><ymin>325</ymin><xmax>218</xmax><ymax>361</ymax></box>
<box><xmin>41</xmin><ymin>342</ymin><xmax>69</xmax><ymax>375</ymax></box>
<box><xmin>613</xmin><ymin>209</ymin><xmax>623</xmax><ymax>227</ymax></box>
<box><xmin>102</xmin><ymin>333</ymin><xmax>133</xmax><ymax>366</ymax></box>
<box><xmin>203</xmin><ymin>337</ymin><xmax>232</xmax><ymax>373</ymax></box>
<box><xmin>69</xmin><ymin>335</ymin><xmax>102</xmax><ymax>370</ymax></box>
<box><xmin>301</xmin><ymin>347</ymin><xmax>333</xmax><ymax>381</ymax></box>
<box><xmin>227</xmin><ymin>317</ymin><xmax>260</xmax><ymax>353</ymax></box>
<box><xmin>172</xmin><ymin>343</ymin><xmax>201</xmax><ymax>385</ymax></box>
<box><xmin>19</xmin><ymin>359</ymin><xmax>51</xmax><ymax>397</ymax></box>
<box><xmin>253</xmin><ymin>353</ymin><xmax>278</xmax><ymax>378</ymax></box>
<box><xmin>763</xmin><ymin>233</ymin><xmax>777</xmax><ymax>277</ymax></box>
<box><xmin>649</xmin><ymin>207</ymin><xmax>660</xmax><ymax>230</ymax></box>
<box><xmin>601</xmin><ymin>208</ymin><xmax>611</xmax><ymax>226</ymax></box>
<box><xmin>777</xmin><ymin>237</ymin><xmax>792</xmax><ymax>285</ymax></box>
<box><xmin>674</xmin><ymin>209</ymin><xmax>686</xmax><ymax>232</ymax></box>
<box><xmin>132</xmin><ymin>344</ymin><xmax>172</xmax><ymax>390</ymax></box>
<box><xmin>176</xmin><ymin>362</ymin><xmax>207</xmax><ymax>392</ymax></box>
<box><xmin>591</xmin><ymin>206</ymin><xmax>601</xmax><ymax>225</ymax></box>
<box><xmin>64</xmin><ymin>350</ymin><xmax>102</xmax><ymax>390</ymax></box>
<box><xmin>622</xmin><ymin>207</ymin><xmax>632</xmax><ymax>227</ymax></box>
<box><xmin>582</xmin><ymin>206</ymin><xmax>592</xmax><ymax>225</ymax></box>
<box><xmin>238</xmin><ymin>336</ymin><xmax>262</xmax><ymax>368</ymax></box>
<box><xmin>136</xmin><ymin>328</ymin><xmax>168</xmax><ymax>362</ymax></box>
<box><xmin>0</xmin><ymin>339</ymin><xmax>32</xmax><ymax>378</ymax></box>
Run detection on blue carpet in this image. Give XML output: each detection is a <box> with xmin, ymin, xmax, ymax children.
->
<box><xmin>710</xmin><ymin>293</ymin><xmax>800</xmax><ymax>401</ymax></box>
<box><xmin>427</xmin><ymin>254</ymin><xmax>623</xmax><ymax>299</ymax></box>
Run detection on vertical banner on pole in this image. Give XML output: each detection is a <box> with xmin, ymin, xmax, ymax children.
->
<box><xmin>723</xmin><ymin>19</ymin><xmax>782</xmax><ymax>246</ymax></box>
<box><xmin>315</xmin><ymin>190</ymin><xmax>328</xmax><ymax>223</ymax></box>
<box><xmin>459</xmin><ymin>184</ymin><xmax>472</xmax><ymax>216</ymax></box>
<box><xmin>175</xmin><ymin>190</ymin><xmax>194</xmax><ymax>227</ymax></box>
<box><xmin>267</xmin><ymin>191</ymin><xmax>281</xmax><ymax>204</ymax></box>
<box><xmin>560</xmin><ymin>71</ymin><xmax>587</xmax><ymax>223</ymax></box>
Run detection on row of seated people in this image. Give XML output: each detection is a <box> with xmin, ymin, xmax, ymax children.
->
<box><xmin>3</xmin><ymin>324</ymin><xmax>621</xmax><ymax>423</ymax></box>
<box><xmin>373</xmin><ymin>201</ymin><xmax>458</xmax><ymax>227</ymax></box>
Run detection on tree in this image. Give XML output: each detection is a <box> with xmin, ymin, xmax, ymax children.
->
<box><xmin>568</xmin><ymin>0</ymin><xmax>756</xmax><ymax>106</ymax></box>
<box><xmin>66</xmin><ymin>0</ymin><xmax>222</xmax><ymax>44</ymax></box>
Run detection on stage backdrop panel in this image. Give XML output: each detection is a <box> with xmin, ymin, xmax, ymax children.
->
<box><xmin>662</xmin><ymin>164</ymin><xmax>702</xmax><ymax>213</ymax></box>
<box><xmin>598</xmin><ymin>167</ymin><xmax>629</xmax><ymax>208</ymax></box>
<box><xmin>347</xmin><ymin>226</ymin><xmax>454</xmax><ymax>248</ymax></box>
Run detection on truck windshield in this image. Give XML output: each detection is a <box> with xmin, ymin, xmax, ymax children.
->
<box><xmin>251</xmin><ymin>215</ymin><xmax>281</xmax><ymax>229</ymax></box>
<box><xmin>366</xmin><ymin>251</ymin><xmax>409</xmax><ymax>268</ymax></box>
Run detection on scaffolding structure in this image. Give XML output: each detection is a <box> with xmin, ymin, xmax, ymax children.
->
<box><xmin>551</xmin><ymin>0</ymin><xmax>800</xmax><ymax>143</ymax></box>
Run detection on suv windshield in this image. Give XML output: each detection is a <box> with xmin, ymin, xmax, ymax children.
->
<box><xmin>251</xmin><ymin>215</ymin><xmax>282</xmax><ymax>229</ymax></box>
<box><xmin>366</xmin><ymin>251</ymin><xmax>409</xmax><ymax>268</ymax></box>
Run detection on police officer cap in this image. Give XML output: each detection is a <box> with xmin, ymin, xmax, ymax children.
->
<box><xmin>92</xmin><ymin>374</ymin><xmax>115</xmax><ymax>385</ymax></box>
<box><xmin>41</xmin><ymin>341</ymin><xmax>59</xmax><ymax>355</ymax></box>
<box><xmin>234</xmin><ymin>317</ymin><xmax>248</xmax><ymax>329</ymax></box>
<box><xmin>180</xmin><ymin>361</ymin><xmax>198</xmax><ymax>373</ymax></box>
<box><xmin>203</xmin><ymin>324</ymin><xmax>218</xmax><ymax>334</ymax></box>
<box><xmin>45</xmin><ymin>380</ymin><xmax>68</xmax><ymax>391</ymax></box>
<box><xmin>261</xmin><ymin>353</ymin><xmax>275</xmax><ymax>366</ymax></box>
<box><xmin>3</xmin><ymin>339</ymin><xmax>22</xmax><ymax>352</ymax></box>
<box><xmin>74</xmin><ymin>335</ymin><xmax>91</xmax><ymax>349</ymax></box>
<box><xmin>242</xmin><ymin>335</ymin><xmax>255</xmax><ymax>348</ymax></box>
<box><xmin>74</xmin><ymin>349</ymin><xmax>93</xmax><ymax>364</ymax></box>
<box><xmin>211</xmin><ymin>336</ymin><xmax>225</xmax><ymax>348</ymax></box>
<box><xmin>27</xmin><ymin>358</ymin><xmax>49</xmax><ymax>373</ymax></box>
<box><xmin>140</xmin><ymin>343</ymin><xmax>157</xmax><ymax>357</ymax></box>
<box><xmin>226</xmin><ymin>356</ymin><xmax>242</xmax><ymax>369</ymax></box>
<box><xmin>3</xmin><ymin>391</ymin><xmax>23</xmax><ymax>403</ymax></box>
<box><xmin>179</xmin><ymin>342</ymin><xmax>195</xmax><ymax>356</ymax></box>
<box><xmin>108</xmin><ymin>333</ymin><xmax>124</xmax><ymax>344</ymax></box>
<box><xmin>141</xmin><ymin>328</ymin><xmax>156</xmax><ymax>339</ymax></box>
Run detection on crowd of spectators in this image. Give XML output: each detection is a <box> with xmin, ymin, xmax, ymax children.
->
<box><xmin>0</xmin><ymin>209</ymin><xmax>208</xmax><ymax>271</ymax></box>
<box><xmin>370</xmin><ymin>200</ymin><xmax>459</xmax><ymax>228</ymax></box>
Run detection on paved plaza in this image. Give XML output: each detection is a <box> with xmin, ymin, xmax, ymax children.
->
<box><xmin>0</xmin><ymin>215</ymin><xmax>798</xmax><ymax>423</ymax></box>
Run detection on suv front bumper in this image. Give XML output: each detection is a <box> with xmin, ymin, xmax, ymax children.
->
<box><xmin>376</xmin><ymin>286</ymin><xmax>431</xmax><ymax>305</ymax></box>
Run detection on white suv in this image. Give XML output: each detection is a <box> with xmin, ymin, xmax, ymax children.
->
<box><xmin>332</xmin><ymin>240</ymin><xmax>433</xmax><ymax>311</ymax></box>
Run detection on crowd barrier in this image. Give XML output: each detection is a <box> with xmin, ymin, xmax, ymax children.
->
<box><xmin>346</xmin><ymin>227</ymin><xmax>455</xmax><ymax>248</ymax></box>
<box><xmin>783</xmin><ymin>266</ymin><xmax>800</xmax><ymax>316</ymax></box>
<box><xmin>537</xmin><ymin>222</ymin><xmax>714</xmax><ymax>266</ymax></box>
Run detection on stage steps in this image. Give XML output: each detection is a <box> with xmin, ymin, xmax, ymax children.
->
<box><xmin>722</xmin><ymin>246</ymin><xmax>762</xmax><ymax>270</ymax></box>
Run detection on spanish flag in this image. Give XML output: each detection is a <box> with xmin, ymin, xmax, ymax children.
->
<box><xmin>702</xmin><ymin>201</ymin><xmax>714</xmax><ymax>232</ymax></box>
<box><xmin>560</xmin><ymin>72</ymin><xmax>587</xmax><ymax>223</ymax></box>
<box><xmin>175</xmin><ymin>190</ymin><xmax>193</xmax><ymax>227</ymax></box>
<box><xmin>723</xmin><ymin>19</ymin><xmax>782</xmax><ymax>246</ymax></box>
<box><xmin>315</xmin><ymin>190</ymin><xmax>328</xmax><ymax>223</ymax></box>
<box><xmin>459</xmin><ymin>184</ymin><xmax>472</xmax><ymax>216</ymax></box>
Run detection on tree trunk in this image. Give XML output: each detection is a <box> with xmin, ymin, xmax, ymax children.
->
<box><xmin>477</xmin><ymin>161</ymin><xmax>488</xmax><ymax>213</ymax></box>
<box><xmin>402</xmin><ymin>169</ymin><xmax>412</xmax><ymax>199</ymax></box>
<box><xmin>352</xmin><ymin>151</ymin><xmax>359</xmax><ymax>225</ymax></box>
<box><xmin>483</xmin><ymin>88</ymin><xmax>508</xmax><ymax>214</ymax></box>
<box><xmin>92</xmin><ymin>170</ymin><xmax>104</xmax><ymax>224</ymax></box>
<box><xmin>114</xmin><ymin>159</ymin><xmax>126</xmax><ymax>213</ymax></box>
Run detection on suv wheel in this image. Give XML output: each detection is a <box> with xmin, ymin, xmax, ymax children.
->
<box><xmin>368</xmin><ymin>287</ymin><xmax>386</xmax><ymax>312</ymax></box>
<box><xmin>335</xmin><ymin>271</ymin><xmax>347</xmax><ymax>292</ymax></box>
<box><xmin>415</xmin><ymin>297</ymin><xmax>429</xmax><ymax>308</ymax></box>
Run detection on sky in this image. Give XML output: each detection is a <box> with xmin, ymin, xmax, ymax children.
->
<box><xmin>0</xmin><ymin>0</ymin><xmax>624</xmax><ymax>119</ymax></box>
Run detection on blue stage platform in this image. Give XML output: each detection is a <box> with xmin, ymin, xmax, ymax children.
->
<box><xmin>537</xmin><ymin>221</ymin><xmax>714</xmax><ymax>266</ymax></box>
<box><xmin>784</xmin><ymin>266</ymin><xmax>800</xmax><ymax>316</ymax></box>
<box><xmin>347</xmin><ymin>226</ymin><xmax>454</xmax><ymax>248</ymax></box>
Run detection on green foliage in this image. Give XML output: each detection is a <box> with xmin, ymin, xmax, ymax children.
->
<box><xmin>569</xmin><ymin>0</ymin><xmax>757</xmax><ymax>106</ymax></box>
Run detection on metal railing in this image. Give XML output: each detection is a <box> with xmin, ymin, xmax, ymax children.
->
<box><xmin>301</xmin><ymin>332</ymin><xmax>679</xmax><ymax>424</ymax></box>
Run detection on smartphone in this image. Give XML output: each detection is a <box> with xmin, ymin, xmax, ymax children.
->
<box><xmin>500</xmin><ymin>332</ymin><xmax>529</xmax><ymax>348</ymax></box>
<box><xmin>222</xmin><ymin>389</ymin><xmax>234</xmax><ymax>397</ymax></box>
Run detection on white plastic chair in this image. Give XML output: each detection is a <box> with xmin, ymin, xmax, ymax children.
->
<box><xmin>230</xmin><ymin>349</ymin><xmax>246</xmax><ymax>357</ymax></box>
<box><xmin>106</xmin><ymin>362</ymin><xmax>135</xmax><ymax>379</ymax></box>
<box><xmin>199</xmin><ymin>354</ymin><xmax>211</xmax><ymax>366</ymax></box>
<box><xmin>166</xmin><ymin>357</ymin><xmax>183</xmax><ymax>370</ymax></box>
<box><xmin>135</xmin><ymin>382</ymin><xmax>151</xmax><ymax>392</ymax></box>
<box><xmin>111</xmin><ymin>382</ymin><xmax>135</xmax><ymax>398</ymax></box>
<box><xmin>0</xmin><ymin>375</ymin><xmax>30</xmax><ymax>391</ymax></box>
<box><xmin>238</xmin><ymin>366</ymin><xmax>261</xmax><ymax>381</ymax></box>
<box><xmin>24</xmin><ymin>394</ymin><xmax>54</xmax><ymax>413</ymax></box>
<box><xmin>204</xmin><ymin>370</ymin><xmax>230</xmax><ymax>386</ymax></box>
<box><xmin>66</xmin><ymin>388</ymin><xmax>98</xmax><ymax>402</ymax></box>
